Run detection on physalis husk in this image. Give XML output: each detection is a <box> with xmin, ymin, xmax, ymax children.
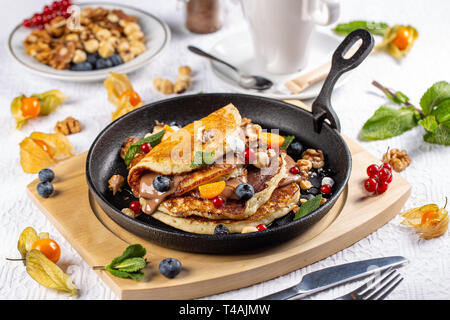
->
<box><xmin>375</xmin><ymin>25</ymin><xmax>418</xmax><ymax>59</ymax></box>
<box><xmin>11</xmin><ymin>90</ymin><xmax>67</xmax><ymax>129</ymax></box>
<box><xmin>400</xmin><ymin>200</ymin><xmax>449</xmax><ymax>239</ymax></box>
<box><xmin>104</xmin><ymin>72</ymin><xmax>144</xmax><ymax>121</ymax></box>
<box><xmin>19</xmin><ymin>132</ymin><xmax>74</xmax><ymax>173</ymax></box>
<box><xmin>26</xmin><ymin>249</ymin><xmax>77</xmax><ymax>296</ymax></box>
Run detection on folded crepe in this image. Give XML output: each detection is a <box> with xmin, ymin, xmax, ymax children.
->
<box><xmin>125</xmin><ymin>103</ymin><xmax>303</xmax><ymax>234</ymax></box>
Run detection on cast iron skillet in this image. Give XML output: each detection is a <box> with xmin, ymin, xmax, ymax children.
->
<box><xmin>86</xmin><ymin>30</ymin><xmax>374</xmax><ymax>253</ymax></box>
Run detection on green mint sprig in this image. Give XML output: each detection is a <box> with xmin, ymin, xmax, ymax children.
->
<box><xmin>124</xmin><ymin>130</ymin><xmax>166</xmax><ymax>166</ymax></box>
<box><xmin>190</xmin><ymin>151</ymin><xmax>215</xmax><ymax>169</ymax></box>
<box><xmin>280</xmin><ymin>135</ymin><xmax>295</xmax><ymax>150</ymax></box>
<box><xmin>360</xmin><ymin>81</ymin><xmax>450</xmax><ymax>145</ymax></box>
<box><xmin>294</xmin><ymin>194</ymin><xmax>323</xmax><ymax>220</ymax></box>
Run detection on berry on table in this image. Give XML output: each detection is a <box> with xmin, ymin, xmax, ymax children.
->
<box><xmin>366</xmin><ymin>164</ymin><xmax>379</xmax><ymax>177</ymax></box>
<box><xmin>381</xmin><ymin>162</ymin><xmax>392</xmax><ymax>172</ymax></box>
<box><xmin>159</xmin><ymin>258</ymin><xmax>182</xmax><ymax>279</ymax></box>
<box><xmin>376</xmin><ymin>181</ymin><xmax>389</xmax><ymax>194</ymax></box>
<box><xmin>38</xmin><ymin>168</ymin><xmax>55</xmax><ymax>183</ymax></box>
<box><xmin>377</xmin><ymin>167</ymin><xmax>392</xmax><ymax>183</ymax></box>
<box><xmin>364</xmin><ymin>178</ymin><xmax>378</xmax><ymax>193</ymax></box>
<box><xmin>37</xmin><ymin>181</ymin><xmax>54</xmax><ymax>198</ymax></box>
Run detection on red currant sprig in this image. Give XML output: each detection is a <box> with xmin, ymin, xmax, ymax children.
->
<box><xmin>363</xmin><ymin>162</ymin><xmax>393</xmax><ymax>195</ymax></box>
<box><xmin>22</xmin><ymin>0</ymin><xmax>73</xmax><ymax>29</ymax></box>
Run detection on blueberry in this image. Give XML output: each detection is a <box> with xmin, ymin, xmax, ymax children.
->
<box><xmin>235</xmin><ymin>183</ymin><xmax>254</xmax><ymax>201</ymax></box>
<box><xmin>169</xmin><ymin>121</ymin><xmax>182</xmax><ymax>129</ymax></box>
<box><xmin>214</xmin><ymin>224</ymin><xmax>229</xmax><ymax>235</ymax></box>
<box><xmin>70</xmin><ymin>61</ymin><xmax>93</xmax><ymax>71</ymax></box>
<box><xmin>288</xmin><ymin>141</ymin><xmax>303</xmax><ymax>159</ymax></box>
<box><xmin>95</xmin><ymin>58</ymin><xmax>113</xmax><ymax>69</ymax></box>
<box><xmin>109</xmin><ymin>53</ymin><xmax>123</xmax><ymax>66</ymax></box>
<box><xmin>159</xmin><ymin>258</ymin><xmax>182</xmax><ymax>279</ymax></box>
<box><xmin>153</xmin><ymin>175</ymin><xmax>171</xmax><ymax>192</ymax></box>
<box><xmin>38</xmin><ymin>168</ymin><xmax>55</xmax><ymax>182</ymax></box>
<box><xmin>37</xmin><ymin>181</ymin><xmax>54</xmax><ymax>198</ymax></box>
<box><xmin>306</xmin><ymin>187</ymin><xmax>320</xmax><ymax>196</ymax></box>
<box><xmin>86</xmin><ymin>52</ymin><xmax>99</xmax><ymax>65</ymax></box>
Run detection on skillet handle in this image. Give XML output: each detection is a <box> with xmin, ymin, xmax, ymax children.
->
<box><xmin>311</xmin><ymin>29</ymin><xmax>374</xmax><ymax>133</ymax></box>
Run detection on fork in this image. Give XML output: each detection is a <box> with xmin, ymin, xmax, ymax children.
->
<box><xmin>335</xmin><ymin>268</ymin><xmax>403</xmax><ymax>300</ymax></box>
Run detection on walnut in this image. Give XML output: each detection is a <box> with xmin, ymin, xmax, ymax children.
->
<box><xmin>72</xmin><ymin>49</ymin><xmax>87</xmax><ymax>63</ymax></box>
<box><xmin>107</xmin><ymin>13</ymin><xmax>119</xmax><ymax>23</ymax></box>
<box><xmin>49</xmin><ymin>42</ymin><xmax>75</xmax><ymax>69</ymax></box>
<box><xmin>296</xmin><ymin>159</ymin><xmax>312</xmax><ymax>172</ymax></box>
<box><xmin>108</xmin><ymin>174</ymin><xmax>125</xmax><ymax>195</ymax></box>
<box><xmin>120</xmin><ymin>136</ymin><xmax>140</xmax><ymax>159</ymax></box>
<box><xmin>45</xmin><ymin>16</ymin><xmax>67</xmax><ymax>37</ymax></box>
<box><xmin>54</xmin><ymin>116</ymin><xmax>82</xmax><ymax>135</ymax></box>
<box><xmin>153</xmin><ymin>78</ymin><xmax>174</xmax><ymax>94</ymax></box>
<box><xmin>302</xmin><ymin>149</ymin><xmax>325</xmax><ymax>169</ymax></box>
<box><xmin>121</xmin><ymin>208</ymin><xmax>140</xmax><ymax>218</ymax></box>
<box><xmin>25</xmin><ymin>42</ymin><xmax>52</xmax><ymax>63</ymax></box>
<box><xmin>382</xmin><ymin>148</ymin><xmax>411</xmax><ymax>172</ymax></box>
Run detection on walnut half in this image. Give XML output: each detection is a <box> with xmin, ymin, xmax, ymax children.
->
<box><xmin>54</xmin><ymin>117</ymin><xmax>82</xmax><ymax>135</ymax></box>
<box><xmin>302</xmin><ymin>149</ymin><xmax>325</xmax><ymax>169</ymax></box>
<box><xmin>382</xmin><ymin>148</ymin><xmax>411</xmax><ymax>172</ymax></box>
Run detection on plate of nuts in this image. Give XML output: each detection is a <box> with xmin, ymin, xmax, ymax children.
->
<box><xmin>8</xmin><ymin>1</ymin><xmax>170</xmax><ymax>82</ymax></box>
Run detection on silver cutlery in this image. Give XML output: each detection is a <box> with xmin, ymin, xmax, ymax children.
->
<box><xmin>335</xmin><ymin>268</ymin><xmax>403</xmax><ymax>300</ymax></box>
<box><xmin>187</xmin><ymin>45</ymin><xmax>274</xmax><ymax>91</ymax></box>
<box><xmin>257</xmin><ymin>256</ymin><xmax>408</xmax><ymax>300</ymax></box>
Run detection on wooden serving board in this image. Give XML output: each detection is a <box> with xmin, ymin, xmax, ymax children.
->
<box><xmin>26</xmin><ymin>131</ymin><xmax>411</xmax><ymax>299</ymax></box>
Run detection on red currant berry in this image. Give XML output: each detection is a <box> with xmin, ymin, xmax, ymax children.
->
<box><xmin>63</xmin><ymin>11</ymin><xmax>71</xmax><ymax>18</ymax></box>
<box><xmin>256</xmin><ymin>224</ymin><xmax>267</xmax><ymax>231</ymax></box>
<box><xmin>376</xmin><ymin>181</ymin><xmax>389</xmax><ymax>194</ymax></box>
<box><xmin>31</xmin><ymin>14</ymin><xmax>43</xmax><ymax>26</ymax></box>
<box><xmin>289</xmin><ymin>166</ymin><xmax>300</xmax><ymax>174</ymax></box>
<box><xmin>385</xmin><ymin>172</ymin><xmax>393</xmax><ymax>184</ymax></box>
<box><xmin>37</xmin><ymin>24</ymin><xmax>45</xmax><ymax>30</ymax></box>
<box><xmin>43</xmin><ymin>15</ymin><xmax>52</xmax><ymax>24</ymax></box>
<box><xmin>244</xmin><ymin>148</ymin><xmax>256</xmax><ymax>164</ymax></box>
<box><xmin>52</xmin><ymin>1</ymin><xmax>62</xmax><ymax>10</ymax></box>
<box><xmin>43</xmin><ymin>5</ymin><xmax>53</xmax><ymax>14</ymax></box>
<box><xmin>382</xmin><ymin>162</ymin><xmax>392</xmax><ymax>172</ymax></box>
<box><xmin>320</xmin><ymin>184</ymin><xmax>332</xmax><ymax>194</ymax></box>
<box><xmin>23</xmin><ymin>19</ymin><xmax>32</xmax><ymax>27</ymax></box>
<box><xmin>212</xmin><ymin>196</ymin><xmax>224</xmax><ymax>208</ymax></box>
<box><xmin>366</xmin><ymin>164</ymin><xmax>379</xmax><ymax>177</ymax></box>
<box><xmin>129</xmin><ymin>201</ymin><xmax>141</xmax><ymax>212</ymax></box>
<box><xmin>140</xmin><ymin>142</ymin><xmax>152</xmax><ymax>153</ymax></box>
<box><xmin>377</xmin><ymin>168</ymin><xmax>392</xmax><ymax>183</ymax></box>
<box><xmin>364</xmin><ymin>178</ymin><xmax>378</xmax><ymax>193</ymax></box>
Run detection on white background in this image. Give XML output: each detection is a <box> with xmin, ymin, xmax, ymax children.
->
<box><xmin>0</xmin><ymin>0</ymin><xmax>449</xmax><ymax>300</ymax></box>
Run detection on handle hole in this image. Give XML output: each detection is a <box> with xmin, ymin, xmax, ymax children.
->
<box><xmin>342</xmin><ymin>38</ymin><xmax>363</xmax><ymax>60</ymax></box>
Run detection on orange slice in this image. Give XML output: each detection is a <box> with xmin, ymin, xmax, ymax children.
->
<box><xmin>259</xmin><ymin>132</ymin><xmax>285</xmax><ymax>149</ymax></box>
<box><xmin>198</xmin><ymin>181</ymin><xmax>226</xmax><ymax>199</ymax></box>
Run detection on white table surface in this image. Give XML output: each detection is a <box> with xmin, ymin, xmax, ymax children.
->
<box><xmin>1</xmin><ymin>0</ymin><xmax>449</xmax><ymax>300</ymax></box>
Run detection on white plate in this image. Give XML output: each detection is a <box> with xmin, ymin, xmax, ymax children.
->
<box><xmin>208</xmin><ymin>29</ymin><xmax>348</xmax><ymax>100</ymax></box>
<box><xmin>7</xmin><ymin>2</ymin><xmax>170</xmax><ymax>82</ymax></box>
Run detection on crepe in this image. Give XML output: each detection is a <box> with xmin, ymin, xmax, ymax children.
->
<box><xmin>128</xmin><ymin>103</ymin><xmax>242</xmax><ymax>192</ymax></box>
<box><xmin>152</xmin><ymin>182</ymin><xmax>300</xmax><ymax>234</ymax></box>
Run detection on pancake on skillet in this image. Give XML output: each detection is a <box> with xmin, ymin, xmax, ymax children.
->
<box><xmin>118</xmin><ymin>103</ymin><xmax>311</xmax><ymax>234</ymax></box>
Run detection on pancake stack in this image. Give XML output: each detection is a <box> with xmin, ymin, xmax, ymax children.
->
<box><xmin>126</xmin><ymin>104</ymin><xmax>303</xmax><ymax>234</ymax></box>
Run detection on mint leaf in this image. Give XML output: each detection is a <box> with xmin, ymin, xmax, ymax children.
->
<box><xmin>334</xmin><ymin>21</ymin><xmax>388</xmax><ymax>36</ymax></box>
<box><xmin>281</xmin><ymin>136</ymin><xmax>295</xmax><ymax>150</ymax></box>
<box><xmin>113</xmin><ymin>257</ymin><xmax>147</xmax><ymax>273</ymax></box>
<box><xmin>294</xmin><ymin>194</ymin><xmax>322</xmax><ymax>220</ymax></box>
<box><xmin>106</xmin><ymin>265</ymin><xmax>145</xmax><ymax>281</ymax></box>
<box><xmin>190</xmin><ymin>151</ymin><xmax>215</xmax><ymax>169</ymax></box>
<box><xmin>109</xmin><ymin>244</ymin><xmax>146</xmax><ymax>266</ymax></box>
<box><xmin>431</xmin><ymin>99</ymin><xmax>450</xmax><ymax>125</ymax></box>
<box><xmin>419</xmin><ymin>115</ymin><xmax>438</xmax><ymax>132</ymax></box>
<box><xmin>360</xmin><ymin>106</ymin><xmax>420</xmax><ymax>140</ymax></box>
<box><xmin>124</xmin><ymin>130</ymin><xmax>166</xmax><ymax>166</ymax></box>
<box><xmin>423</xmin><ymin>124</ymin><xmax>450</xmax><ymax>145</ymax></box>
<box><xmin>386</xmin><ymin>91</ymin><xmax>410</xmax><ymax>105</ymax></box>
<box><xmin>419</xmin><ymin>81</ymin><xmax>450</xmax><ymax>116</ymax></box>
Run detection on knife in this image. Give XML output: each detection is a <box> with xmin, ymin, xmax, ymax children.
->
<box><xmin>257</xmin><ymin>256</ymin><xmax>408</xmax><ymax>300</ymax></box>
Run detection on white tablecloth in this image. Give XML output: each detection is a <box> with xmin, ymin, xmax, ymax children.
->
<box><xmin>1</xmin><ymin>0</ymin><xmax>449</xmax><ymax>300</ymax></box>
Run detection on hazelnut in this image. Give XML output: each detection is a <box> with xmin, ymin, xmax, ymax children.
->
<box><xmin>84</xmin><ymin>38</ymin><xmax>99</xmax><ymax>53</ymax></box>
<box><xmin>98</xmin><ymin>41</ymin><xmax>115</xmax><ymax>58</ymax></box>
<box><xmin>72</xmin><ymin>49</ymin><xmax>87</xmax><ymax>64</ymax></box>
<box><xmin>95</xmin><ymin>28</ymin><xmax>111</xmax><ymax>41</ymax></box>
<box><xmin>129</xmin><ymin>40</ymin><xmax>146</xmax><ymax>55</ymax></box>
